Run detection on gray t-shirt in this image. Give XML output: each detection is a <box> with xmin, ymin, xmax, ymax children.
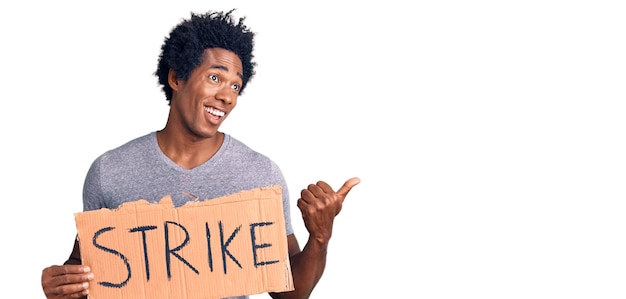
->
<box><xmin>82</xmin><ymin>131</ymin><xmax>294</xmax><ymax>299</ymax></box>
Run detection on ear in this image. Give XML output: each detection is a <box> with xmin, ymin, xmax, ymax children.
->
<box><xmin>168</xmin><ymin>69</ymin><xmax>181</xmax><ymax>91</ymax></box>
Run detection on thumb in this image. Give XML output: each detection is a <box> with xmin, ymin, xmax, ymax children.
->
<box><xmin>337</xmin><ymin>177</ymin><xmax>361</xmax><ymax>200</ymax></box>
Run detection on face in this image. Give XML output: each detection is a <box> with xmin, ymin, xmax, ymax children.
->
<box><xmin>168</xmin><ymin>48</ymin><xmax>244</xmax><ymax>139</ymax></box>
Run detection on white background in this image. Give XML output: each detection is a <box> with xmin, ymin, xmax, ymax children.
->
<box><xmin>1</xmin><ymin>0</ymin><xmax>625</xmax><ymax>298</ymax></box>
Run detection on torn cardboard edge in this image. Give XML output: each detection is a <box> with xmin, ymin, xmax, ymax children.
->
<box><xmin>75</xmin><ymin>185</ymin><xmax>294</xmax><ymax>299</ymax></box>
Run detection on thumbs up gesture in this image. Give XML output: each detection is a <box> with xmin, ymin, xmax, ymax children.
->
<box><xmin>297</xmin><ymin>177</ymin><xmax>360</xmax><ymax>243</ymax></box>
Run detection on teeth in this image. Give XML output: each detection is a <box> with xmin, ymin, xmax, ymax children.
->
<box><xmin>205</xmin><ymin>106</ymin><xmax>225</xmax><ymax>117</ymax></box>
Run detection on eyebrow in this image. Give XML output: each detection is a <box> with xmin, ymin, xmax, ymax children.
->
<box><xmin>209</xmin><ymin>65</ymin><xmax>244</xmax><ymax>80</ymax></box>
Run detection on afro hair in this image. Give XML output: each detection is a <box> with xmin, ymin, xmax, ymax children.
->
<box><xmin>155</xmin><ymin>9</ymin><xmax>256</xmax><ymax>104</ymax></box>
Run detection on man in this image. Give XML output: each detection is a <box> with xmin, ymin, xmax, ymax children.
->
<box><xmin>40</xmin><ymin>9</ymin><xmax>359</xmax><ymax>299</ymax></box>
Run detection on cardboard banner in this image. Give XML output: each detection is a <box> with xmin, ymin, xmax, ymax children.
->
<box><xmin>75</xmin><ymin>186</ymin><xmax>294</xmax><ymax>299</ymax></box>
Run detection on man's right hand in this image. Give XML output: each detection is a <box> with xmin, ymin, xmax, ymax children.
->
<box><xmin>41</xmin><ymin>265</ymin><xmax>93</xmax><ymax>299</ymax></box>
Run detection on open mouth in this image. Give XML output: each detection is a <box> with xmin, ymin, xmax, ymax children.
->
<box><xmin>205</xmin><ymin>106</ymin><xmax>225</xmax><ymax>118</ymax></box>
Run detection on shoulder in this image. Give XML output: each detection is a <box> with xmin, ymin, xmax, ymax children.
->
<box><xmin>221</xmin><ymin>134</ymin><xmax>282</xmax><ymax>173</ymax></box>
<box><xmin>223</xmin><ymin>134</ymin><xmax>270</xmax><ymax>160</ymax></box>
<box><xmin>94</xmin><ymin>132</ymin><xmax>156</xmax><ymax>165</ymax></box>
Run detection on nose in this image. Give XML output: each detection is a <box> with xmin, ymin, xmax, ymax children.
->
<box><xmin>215</xmin><ymin>86</ymin><xmax>235</xmax><ymax>105</ymax></box>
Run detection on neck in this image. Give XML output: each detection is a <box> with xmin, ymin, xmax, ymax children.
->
<box><xmin>156</xmin><ymin>129</ymin><xmax>224</xmax><ymax>170</ymax></box>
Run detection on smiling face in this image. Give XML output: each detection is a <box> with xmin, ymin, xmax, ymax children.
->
<box><xmin>167</xmin><ymin>48</ymin><xmax>244</xmax><ymax>140</ymax></box>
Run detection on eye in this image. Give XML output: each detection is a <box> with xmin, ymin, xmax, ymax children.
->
<box><xmin>231</xmin><ymin>83</ymin><xmax>241</xmax><ymax>92</ymax></box>
<box><xmin>209</xmin><ymin>74</ymin><xmax>219</xmax><ymax>82</ymax></box>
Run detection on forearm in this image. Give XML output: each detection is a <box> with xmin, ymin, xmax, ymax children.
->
<box><xmin>270</xmin><ymin>237</ymin><xmax>329</xmax><ymax>299</ymax></box>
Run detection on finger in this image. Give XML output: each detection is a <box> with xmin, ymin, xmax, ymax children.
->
<box><xmin>56</xmin><ymin>272</ymin><xmax>94</xmax><ymax>286</ymax></box>
<box><xmin>309</xmin><ymin>182</ymin><xmax>330</xmax><ymax>197</ymax></box>
<box><xmin>314</xmin><ymin>181</ymin><xmax>333</xmax><ymax>194</ymax></box>
<box><xmin>296</xmin><ymin>197</ymin><xmax>309</xmax><ymax>214</ymax></box>
<box><xmin>46</xmin><ymin>281</ymin><xmax>91</xmax><ymax>298</ymax></box>
<box><xmin>44</xmin><ymin>265</ymin><xmax>91</xmax><ymax>277</ymax></box>
<box><xmin>299</xmin><ymin>187</ymin><xmax>315</xmax><ymax>204</ymax></box>
<box><xmin>337</xmin><ymin>177</ymin><xmax>361</xmax><ymax>199</ymax></box>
